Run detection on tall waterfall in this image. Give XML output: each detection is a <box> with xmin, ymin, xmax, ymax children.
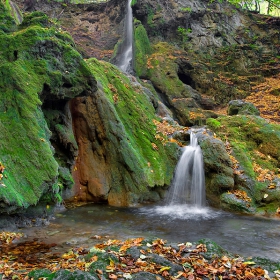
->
<box><xmin>115</xmin><ymin>0</ymin><xmax>134</xmax><ymax>73</ymax></box>
<box><xmin>165</xmin><ymin>132</ymin><xmax>206</xmax><ymax>207</ymax></box>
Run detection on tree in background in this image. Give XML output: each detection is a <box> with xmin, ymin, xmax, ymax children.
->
<box><xmin>227</xmin><ymin>0</ymin><xmax>280</xmax><ymax>15</ymax></box>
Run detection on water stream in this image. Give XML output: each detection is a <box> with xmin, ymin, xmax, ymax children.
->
<box><xmin>114</xmin><ymin>0</ymin><xmax>133</xmax><ymax>73</ymax></box>
<box><xmin>19</xmin><ymin>129</ymin><xmax>280</xmax><ymax>262</ymax></box>
<box><xmin>21</xmin><ymin>204</ymin><xmax>280</xmax><ymax>262</ymax></box>
<box><xmin>165</xmin><ymin>131</ymin><xmax>205</xmax><ymax>206</ymax></box>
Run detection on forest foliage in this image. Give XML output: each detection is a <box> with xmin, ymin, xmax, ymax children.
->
<box><xmin>226</xmin><ymin>0</ymin><xmax>280</xmax><ymax>15</ymax></box>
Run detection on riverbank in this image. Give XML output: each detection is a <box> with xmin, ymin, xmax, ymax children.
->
<box><xmin>1</xmin><ymin>204</ymin><xmax>280</xmax><ymax>279</ymax></box>
<box><xmin>1</xmin><ymin>232</ymin><xmax>280</xmax><ymax>279</ymax></box>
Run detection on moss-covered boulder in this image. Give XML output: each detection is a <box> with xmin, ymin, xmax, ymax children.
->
<box><xmin>0</xmin><ymin>5</ymin><xmax>95</xmax><ymax>213</ymax></box>
<box><xmin>134</xmin><ymin>19</ymin><xmax>152</xmax><ymax>78</ymax></box>
<box><xmin>195</xmin><ymin>130</ymin><xmax>234</xmax><ymax>207</ymax></box>
<box><xmin>71</xmin><ymin>58</ymin><xmax>179</xmax><ymax>206</ymax></box>
<box><xmin>133</xmin><ymin>37</ymin><xmax>218</xmax><ymax>126</ymax></box>
<box><xmin>206</xmin><ymin>115</ymin><xmax>280</xmax><ymax>214</ymax></box>
<box><xmin>227</xmin><ymin>100</ymin><xmax>260</xmax><ymax>116</ymax></box>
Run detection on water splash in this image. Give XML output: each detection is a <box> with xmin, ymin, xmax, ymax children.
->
<box><xmin>115</xmin><ymin>0</ymin><xmax>133</xmax><ymax>73</ymax></box>
<box><xmin>165</xmin><ymin>131</ymin><xmax>206</xmax><ymax>206</ymax></box>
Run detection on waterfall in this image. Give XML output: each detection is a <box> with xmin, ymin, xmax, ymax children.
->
<box><xmin>115</xmin><ymin>0</ymin><xmax>134</xmax><ymax>73</ymax></box>
<box><xmin>165</xmin><ymin>131</ymin><xmax>206</xmax><ymax>207</ymax></box>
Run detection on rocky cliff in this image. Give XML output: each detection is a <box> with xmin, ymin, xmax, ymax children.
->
<box><xmin>1</xmin><ymin>0</ymin><xmax>280</xmax><ymax>215</ymax></box>
<box><xmin>0</xmin><ymin>1</ymin><xmax>179</xmax><ymax>213</ymax></box>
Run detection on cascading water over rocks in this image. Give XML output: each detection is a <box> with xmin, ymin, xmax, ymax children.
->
<box><xmin>115</xmin><ymin>0</ymin><xmax>134</xmax><ymax>73</ymax></box>
<box><xmin>165</xmin><ymin>131</ymin><xmax>206</xmax><ymax>207</ymax></box>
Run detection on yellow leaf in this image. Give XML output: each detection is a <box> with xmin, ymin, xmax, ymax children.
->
<box><xmin>268</xmin><ymin>185</ymin><xmax>276</xmax><ymax>189</ymax></box>
<box><xmin>159</xmin><ymin>266</ymin><xmax>171</xmax><ymax>272</ymax></box>
<box><xmin>109</xmin><ymin>258</ymin><xmax>115</xmax><ymax>267</ymax></box>
<box><xmin>243</xmin><ymin>261</ymin><xmax>256</xmax><ymax>265</ymax></box>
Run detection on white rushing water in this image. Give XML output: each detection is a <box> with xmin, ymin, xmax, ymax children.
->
<box><xmin>166</xmin><ymin>131</ymin><xmax>206</xmax><ymax>206</ymax></box>
<box><xmin>116</xmin><ymin>0</ymin><xmax>133</xmax><ymax>73</ymax></box>
<box><xmin>150</xmin><ymin>131</ymin><xmax>209</xmax><ymax>220</ymax></box>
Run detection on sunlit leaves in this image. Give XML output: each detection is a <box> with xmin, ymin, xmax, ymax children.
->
<box><xmin>227</xmin><ymin>190</ymin><xmax>252</xmax><ymax>203</ymax></box>
<box><xmin>0</xmin><ymin>235</ymin><xmax>272</xmax><ymax>279</ymax></box>
<box><xmin>245</xmin><ymin>74</ymin><xmax>280</xmax><ymax>124</ymax></box>
<box><xmin>0</xmin><ymin>232</ymin><xmax>23</xmax><ymax>245</ymax></box>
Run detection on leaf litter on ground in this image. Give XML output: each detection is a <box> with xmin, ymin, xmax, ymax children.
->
<box><xmin>1</xmin><ymin>233</ymin><xmax>279</xmax><ymax>279</ymax></box>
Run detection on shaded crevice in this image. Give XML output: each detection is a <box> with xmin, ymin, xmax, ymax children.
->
<box><xmin>14</xmin><ymin>50</ymin><xmax>18</xmax><ymax>60</ymax></box>
<box><xmin>62</xmin><ymin>82</ymin><xmax>73</xmax><ymax>89</ymax></box>
<box><xmin>42</xmin><ymin>98</ymin><xmax>68</xmax><ymax>111</ymax></box>
<box><xmin>62</xmin><ymin>77</ymin><xmax>73</xmax><ymax>89</ymax></box>
<box><xmin>177</xmin><ymin>71</ymin><xmax>195</xmax><ymax>88</ymax></box>
<box><xmin>40</xmin><ymin>83</ymin><xmax>52</xmax><ymax>104</ymax></box>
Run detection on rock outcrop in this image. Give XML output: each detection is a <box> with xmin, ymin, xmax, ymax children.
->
<box><xmin>3</xmin><ymin>0</ymin><xmax>280</xmax><ymax>215</ymax></box>
<box><xmin>71</xmin><ymin>59</ymin><xmax>179</xmax><ymax>206</ymax></box>
<box><xmin>227</xmin><ymin>100</ymin><xmax>260</xmax><ymax>116</ymax></box>
<box><xmin>207</xmin><ymin>115</ymin><xmax>280</xmax><ymax>214</ymax></box>
<box><xmin>0</xmin><ymin>7</ymin><xmax>95</xmax><ymax>213</ymax></box>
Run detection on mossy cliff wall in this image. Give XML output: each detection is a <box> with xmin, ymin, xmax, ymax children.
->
<box><xmin>0</xmin><ymin>2</ymin><xmax>179</xmax><ymax>212</ymax></box>
<box><xmin>71</xmin><ymin>58</ymin><xmax>178</xmax><ymax>206</ymax></box>
<box><xmin>0</xmin><ymin>5</ymin><xmax>95</xmax><ymax>213</ymax></box>
<box><xmin>130</xmin><ymin>0</ymin><xmax>280</xmax><ymax>214</ymax></box>
<box><xmin>206</xmin><ymin>115</ymin><xmax>280</xmax><ymax>214</ymax></box>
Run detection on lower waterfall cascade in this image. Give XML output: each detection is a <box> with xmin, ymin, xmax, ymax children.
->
<box><xmin>165</xmin><ymin>131</ymin><xmax>206</xmax><ymax>207</ymax></box>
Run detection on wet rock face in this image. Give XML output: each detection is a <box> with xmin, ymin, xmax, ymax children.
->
<box><xmin>132</xmin><ymin>0</ymin><xmax>246</xmax><ymax>49</ymax></box>
<box><xmin>197</xmin><ymin>132</ymin><xmax>234</xmax><ymax>207</ymax></box>
<box><xmin>132</xmin><ymin>0</ymin><xmax>280</xmax><ymax>111</ymax></box>
<box><xmin>69</xmin><ymin>58</ymin><xmax>179</xmax><ymax>206</ymax></box>
<box><xmin>70</xmin><ymin>96</ymin><xmax>110</xmax><ymax>202</ymax></box>
<box><xmin>0</xmin><ymin>7</ymin><xmax>96</xmax><ymax>213</ymax></box>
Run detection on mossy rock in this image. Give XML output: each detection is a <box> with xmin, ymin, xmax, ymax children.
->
<box><xmin>198</xmin><ymin>239</ymin><xmax>230</xmax><ymax>259</ymax></box>
<box><xmin>134</xmin><ymin>19</ymin><xmax>152</xmax><ymax>77</ymax></box>
<box><xmin>20</xmin><ymin>11</ymin><xmax>50</xmax><ymax>28</ymax></box>
<box><xmin>0</xmin><ymin>2</ymin><xmax>17</xmax><ymax>33</ymax></box>
<box><xmin>206</xmin><ymin>115</ymin><xmax>280</xmax><ymax>214</ymax></box>
<box><xmin>227</xmin><ymin>100</ymin><xmax>260</xmax><ymax>116</ymax></box>
<box><xmin>196</xmin><ymin>131</ymin><xmax>234</xmax><ymax>206</ymax></box>
<box><xmin>88</xmin><ymin>248</ymin><xmax>119</xmax><ymax>278</ymax></box>
<box><xmin>220</xmin><ymin>192</ymin><xmax>256</xmax><ymax>213</ymax></box>
<box><xmin>28</xmin><ymin>269</ymin><xmax>52</xmax><ymax>279</ymax></box>
<box><xmin>29</xmin><ymin>269</ymin><xmax>98</xmax><ymax>280</ymax></box>
<box><xmin>138</xmin><ymin>42</ymin><xmax>210</xmax><ymax>126</ymax></box>
<box><xmin>79</xmin><ymin>58</ymin><xmax>179</xmax><ymax>205</ymax></box>
<box><xmin>132</xmin><ymin>272</ymin><xmax>163</xmax><ymax>279</ymax></box>
<box><xmin>0</xmin><ymin>7</ymin><xmax>96</xmax><ymax>213</ymax></box>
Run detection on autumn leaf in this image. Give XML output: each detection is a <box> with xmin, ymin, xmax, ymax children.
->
<box><xmin>158</xmin><ymin>266</ymin><xmax>171</xmax><ymax>273</ymax></box>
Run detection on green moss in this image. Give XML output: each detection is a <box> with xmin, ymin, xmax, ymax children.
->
<box><xmin>134</xmin><ymin>20</ymin><xmax>152</xmax><ymax>77</ymax></box>
<box><xmin>206</xmin><ymin>118</ymin><xmax>221</xmax><ymax>129</ymax></box>
<box><xmin>0</xmin><ymin>60</ymin><xmax>59</xmax><ymax>212</ymax></box>
<box><xmin>207</xmin><ymin>115</ymin><xmax>280</xmax><ymax>212</ymax></box>
<box><xmin>0</xmin><ymin>2</ymin><xmax>16</xmax><ymax>33</ymax></box>
<box><xmin>146</xmin><ymin>43</ymin><xmax>186</xmax><ymax>99</ymax></box>
<box><xmin>85</xmin><ymin>58</ymin><xmax>178</xmax><ymax>197</ymax></box>
<box><xmin>0</xmin><ymin>9</ymin><xmax>95</xmax><ymax>212</ymax></box>
<box><xmin>20</xmin><ymin>12</ymin><xmax>49</xmax><ymax>28</ymax></box>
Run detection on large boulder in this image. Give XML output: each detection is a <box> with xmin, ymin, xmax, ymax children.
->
<box><xmin>71</xmin><ymin>58</ymin><xmax>179</xmax><ymax>206</ymax></box>
<box><xmin>227</xmin><ymin>100</ymin><xmax>260</xmax><ymax>116</ymax></box>
<box><xmin>196</xmin><ymin>131</ymin><xmax>234</xmax><ymax>207</ymax></box>
<box><xmin>0</xmin><ymin>7</ymin><xmax>95</xmax><ymax>213</ymax></box>
<box><xmin>206</xmin><ymin>115</ymin><xmax>280</xmax><ymax>215</ymax></box>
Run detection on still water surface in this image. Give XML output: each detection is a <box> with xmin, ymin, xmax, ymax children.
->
<box><xmin>22</xmin><ymin>204</ymin><xmax>280</xmax><ymax>262</ymax></box>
